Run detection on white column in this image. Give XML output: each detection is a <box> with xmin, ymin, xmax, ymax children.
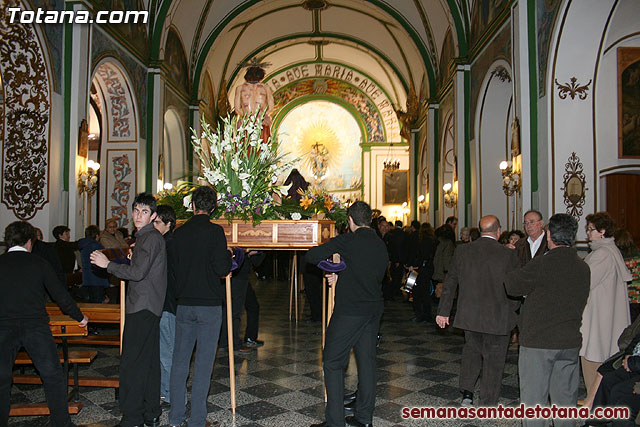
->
<box><xmin>514</xmin><ymin>1</ymin><xmax>532</xmax><ymax>214</ymax></box>
<box><xmin>66</xmin><ymin>3</ymin><xmax>92</xmax><ymax>239</ymax></box>
<box><xmin>149</xmin><ymin>70</ymin><xmax>164</xmax><ymax>193</ymax></box>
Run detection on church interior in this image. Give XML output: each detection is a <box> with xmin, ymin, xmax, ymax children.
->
<box><xmin>2</xmin><ymin>0</ymin><xmax>640</xmax><ymax>426</ymax></box>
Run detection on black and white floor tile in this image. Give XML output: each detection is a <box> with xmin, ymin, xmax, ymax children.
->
<box><xmin>8</xmin><ymin>277</ymin><xmax>582</xmax><ymax>426</ymax></box>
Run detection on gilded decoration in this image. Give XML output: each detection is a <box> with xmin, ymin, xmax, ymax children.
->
<box><xmin>555</xmin><ymin>77</ymin><xmax>592</xmax><ymax>100</ymax></box>
<box><xmin>560</xmin><ymin>152</ymin><xmax>587</xmax><ymax>219</ymax></box>
<box><xmin>0</xmin><ymin>0</ymin><xmax>50</xmax><ymax>219</ymax></box>
<box><xmin>395</xmin><ymin>84</ymin><xmax>419</xmax><ymax>141</ymax></box>
<box><xmin>273</xmin><ymin>78</ymin><xmax>384</xmax><ymax>142</ymax></box>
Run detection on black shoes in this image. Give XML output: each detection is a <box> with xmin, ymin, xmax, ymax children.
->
<box><xmin>244</xmin><ymin>338</ymin><xmax>264</xmax><ymax>348</ymax></box>
<box><xmin>310</xmin><ymin>422</ymin><xmax>328</xmax><ymax>427</ymax></box>
<box><xmin>461</xmin><ymin>390</ymin><xmax>474</xmax><ymax>407</ymax></box>
<box><xmin>345</xmin><ymin>415</ymin><xmax>373</xmax><ymax>427</ymax></box>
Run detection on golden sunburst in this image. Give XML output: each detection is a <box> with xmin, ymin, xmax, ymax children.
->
<box><xmin>292</xmin><ymin>119</ymin><xmax>344</xmax><ymax>180</ymax></box>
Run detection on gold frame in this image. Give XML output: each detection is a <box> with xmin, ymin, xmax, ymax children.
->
<box><xmin>383</xmin><ymin>169</ymin><xmax>409</xmax><ymax>205</ymax></box>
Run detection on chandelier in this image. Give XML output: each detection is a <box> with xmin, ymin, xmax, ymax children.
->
<box><xmin>383</xmin><ymin>159</ymin><xmax>400</xmax><ymax>171</ymax></box>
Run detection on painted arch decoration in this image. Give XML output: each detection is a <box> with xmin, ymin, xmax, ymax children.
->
<box><xmin>269</xmin><ymin>62</ymin><xmax>401</xmax><ymax>143</ymax></box>
<box><xmin>0</xmin><ymin>0</ymin><xmax>51</xmax><ymax>219</ymax></box>
<box><xmin>93</xmin><ymin>62</ymin><xmax>138</xmax><ymax>143</ymax></box>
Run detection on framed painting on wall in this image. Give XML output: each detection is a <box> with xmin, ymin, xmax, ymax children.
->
<box><xmin>618</xmin><ymin>47</ymin><xmax>640</xmax><ymax>158</ymax></box>
<box><xmin>383</xmin><ymin>170</ymin><xmax>408</xmax><ymax>205</ymax></box>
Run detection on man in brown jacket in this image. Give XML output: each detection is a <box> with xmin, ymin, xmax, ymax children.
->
<box><xmin>505</xmin><ymin>214</ymin><xmax>589</xmax><ymax>427</ymax></box>
<box><xmin>436</xmin><ymin>215</ymin><xmax>520</xmax><ymax>406</ymax></box>
<box><xmin>512</xmin><ymin>210</ymin><xmax>548</xmax><ymax>266</ymax></box>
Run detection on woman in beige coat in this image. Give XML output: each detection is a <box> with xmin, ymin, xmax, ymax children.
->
<box><xmin>99</xmin><ymin>218</ymin><xmax>128</xmax><ymax>249</ymax></box>
<box><xmin>580</xmin><ymin>212</ymin><xmax>632</xmax><ymax>396</ymax></box>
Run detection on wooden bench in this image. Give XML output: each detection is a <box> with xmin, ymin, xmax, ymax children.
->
<box><xmin>12</xmin><ymin>350</ymin><xmax>98</xmax><ymax>404</ymax></box>
<box><xmin>9</xmin><ymin>402</ymin><xmax>83</xmax><ymax>416</ymax></box>
<box><xmin>46</xmin><ymin>303</ymin><xmax>121</xmax><ymax>346</ymax></box>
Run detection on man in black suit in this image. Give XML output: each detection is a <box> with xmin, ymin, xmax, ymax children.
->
<box><xmin>168</xmin><ymin>186</ymin><xmax>231</xmax><ymax>427</ymax></box>
<box><xmin>307</xmin><ymin>201</ymin><xmax>388</xmax><ymax>427</ymax></box>
<box><xmin>436</xmin><ymin>215</ymin><xmax>519</xmax><ymax>406</ymax></box>
<box><xmin>0</xmin><ymin>221</ymin><xmax>88</xmax><ymax>427</ymax></box>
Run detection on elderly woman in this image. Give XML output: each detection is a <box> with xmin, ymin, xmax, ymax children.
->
<box><xmin>99</xmin><ymin>218</ymin><xmax>128</xmax><ymax>249</ymax></box>
<box><xmin>581</xmin><ymin>212</ymin><xmax>632</xmax><ymax>400</ymax></box>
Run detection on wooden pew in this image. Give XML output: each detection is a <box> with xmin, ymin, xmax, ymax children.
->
<box><xmin>46</xmin><ymin>302</ymin><xmax>120</xmax><ymax>346</ymax></box>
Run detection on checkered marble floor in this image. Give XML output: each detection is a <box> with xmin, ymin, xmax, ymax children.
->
<box><xmin>9</xmin><ymin>276</ymin><xmax>576</xmax><ymax>426</ymax></box>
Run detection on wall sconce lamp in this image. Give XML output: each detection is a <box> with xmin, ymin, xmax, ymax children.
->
<box><xmin>499</xmin><ymin>160</ymin><xmax>521</xmax><ymax>196</ymax></box>
<box><xmin>418</xmin><ymin>194</ymin><xmax>429</xmax><ymax>213</ymax></box>
<box><xmin>443</xmin><ymin>181</ymin><xmax>457</xmax><ymax>208</ymax></box>
<box><xmin>79</xmin><ymin>159</ymin><xmax>100</xmax><ymax>197</ymax></box>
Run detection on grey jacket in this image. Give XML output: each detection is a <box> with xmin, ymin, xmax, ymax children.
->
<box><xmin>108</xmin><ymin>222</ymin><xmax>167</xmax><ymax>316</ymax></box>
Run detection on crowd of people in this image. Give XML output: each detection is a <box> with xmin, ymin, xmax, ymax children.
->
<box><xmin>2</xmin><ymin>191</ymin><xmax>640</xmax><ymax>427</ymax></box>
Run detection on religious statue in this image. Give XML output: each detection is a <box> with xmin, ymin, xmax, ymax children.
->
<box><xmin>234</xmin><ymin>61</ymin><xmax>274</xmax><ymax>141</ymax></box>
<box><xmin>310</xmin><ymin>141</ymin><xmax>329</xmax><ymax>181</ymax></box>
<box><xmin>511</xmin><ymin>117</ymin><xmax>521</xmax><ymax>157</ymax></box>
<box><xmin>217</xmin><ymin>79</ymin><xmax>232</xmax><ymax>120</ymax></box>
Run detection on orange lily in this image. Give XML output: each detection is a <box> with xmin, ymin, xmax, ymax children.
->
<box><xmin>324</xmin><ymin>199</ymin><xmax>334</xmax><ymax>210</ymax></box>
<box><xmin>300</xmin><ymin>196</ymin><xmax>313</xmax><ymax>209</ymax></box>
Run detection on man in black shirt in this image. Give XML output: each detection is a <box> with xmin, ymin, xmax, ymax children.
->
<box><xmin>307</xmin><ymin>201</ymin><xmax>388</xmax><ymax>427</ymax></box>
<box><xmin>169</xmin><ymin>186</ymin><xmax>231</xmax><ymax>427</ymax></box>
<box><xmin>0</xmin><ymin>221</ymin><xmax>88</xmax><ymax>427</ymax></box>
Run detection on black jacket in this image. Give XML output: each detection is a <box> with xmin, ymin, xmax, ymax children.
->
<box><xmin>0</xmin><ymin>250</ymin><xmax>83</xmax><ymax>323</ymax></box>
<box><xmin>171</xmin><ymin>214</ymin><xmax>232</xmax><ymax>306</ymax></box>
<box><xmin>306</xmin><ymin>227</ymin><xmax>388</xmax><ymax>316</ymax></box>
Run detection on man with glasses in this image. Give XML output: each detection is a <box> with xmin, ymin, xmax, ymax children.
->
<box><xmin>512</xmin><ymin>210</ymin><xmax>548</xmax><ymax>267</ymax></box>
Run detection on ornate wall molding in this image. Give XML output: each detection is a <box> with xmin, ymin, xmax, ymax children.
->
<box><xmin>555</xmin><ymin>77</ymin><xmax>592</xmax><ymax>100</ymax></box>
<box><xmin>0</xmin><ymin>0</ymin><xmax>51</xmax><ymax>219</ymax></box>
<box><xmin>560</xmin><ymin>152</ymin><xmax>588</xmax><ymax>219</ymax></box>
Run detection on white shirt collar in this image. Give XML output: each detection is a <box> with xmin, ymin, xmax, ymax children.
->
<box><xmin>481</xmin><ymin>235</ymin><xmax>497</xmax><ymax>241</ymax></box>
<box><xmin>8</xmin><ymin>246</ymin><xmax>28</xmax><ymax>252</ymax></box>
<box><xmin>527</xmin><ymin>233</ymin><xmax>544</xmax><ymax>258</ymax></box>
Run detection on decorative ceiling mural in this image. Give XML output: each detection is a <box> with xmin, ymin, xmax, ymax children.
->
<box><xmin>277</xmin><ymin>101</ymin><xmax>362</xmax><ymax>192</ymax></box>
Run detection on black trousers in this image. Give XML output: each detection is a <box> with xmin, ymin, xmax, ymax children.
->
<box><xmin>593</xmin><ymin>367</ymin><xmax>640</xmax><ymax>426</ymax></box>
<box><xmin>0</xmin><ymin>320</ymin><xmax>73</xmax><ymax>427</ymax></box>
<box><xmin>324</xmin><ymin>313</ymin><xmax>382</xmax><ymax>427</ymax></box>
<box><xmin>460</xmin><ymin>330</ymin><xmax>510</xmax><ymax>405</ymax></box>
<box><xmin>411</xmin><ymin>279</ymin><xmax>432</xmax><ymax>321</ymax></box>
<box><xmin>119</xmin><ymin>310</ymin><xmax>161</xmax><ymax>427</ymax></box>
<box><xmin>244</xmin><ymin>283</ymin><xmax>259</xmax><ymax>341</ymax></box>
<box><xmin>304</xmin><ymin>264</ymin><xmax>324</xmax><ymax>321</ymax></box>
<box><xmin>221</xmin><ymin>277</ymin><xmax>249</xmax><ymax>348</ymax></box>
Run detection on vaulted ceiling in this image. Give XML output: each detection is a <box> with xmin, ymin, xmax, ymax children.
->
<box><xmin>153</xmin><ymin>0</ymin><xmax>469</xmax><ymax>108</ymax></box>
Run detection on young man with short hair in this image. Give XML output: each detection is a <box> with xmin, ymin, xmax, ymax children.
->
<box><xmin>0</xmin><ymin>221</ymin><xmax>88</xmax><ymax>427</ymax></box>
<box><xmin>91</xmin><ymin>193</ymin><xmax>167</xmax><ymax>427</ymax></box>
<box><xmin>153</xmin><ymin>204</ymin><xmax>179</xmax><ymax>406</ymax></box>
<box><xmin>169</xmin><ymin>186</ymin><xmax>231</xmax><ymax>427</ymax></box>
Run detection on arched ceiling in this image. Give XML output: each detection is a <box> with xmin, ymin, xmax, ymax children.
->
<box><xmin>154</xmin><ymin>0</ymin><xmax>468</xmax><ymax>108</ymax></box>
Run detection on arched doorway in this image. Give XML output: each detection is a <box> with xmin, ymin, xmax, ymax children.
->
<box><xmin>475</xmin><ymin>62</ymin><xmax>514</xmax><ymax>228</ymax></box>
<box><xmin>162</xmin><ymin>108</ymin><xmax>187</xmax><ymax>187</ymax></box>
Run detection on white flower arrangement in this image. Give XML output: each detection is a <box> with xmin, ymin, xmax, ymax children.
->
<box><xmin>192</xmin><ymin>111</ymin><xmax>295</xmax><ymax>223</ymax></box>
<box><xmin>291</xmin><ymin>212</ymin><xmax>302</xmax><ymax>221</ymax></box>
